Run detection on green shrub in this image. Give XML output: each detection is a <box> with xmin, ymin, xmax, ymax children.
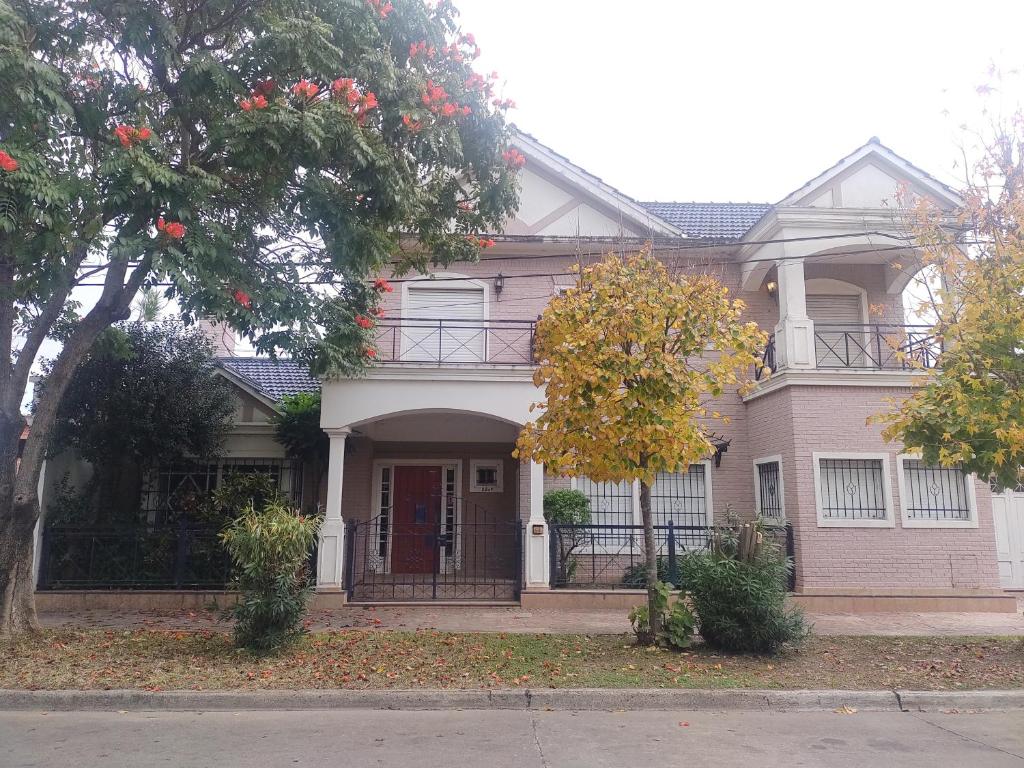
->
<box><xmin>621</xmin><ymin>556</ymin><xmax>685</xmax><ymax>589</ymax></box>
<box><xmin>544</xmin><ymin>489</ymin><xmax>591</xmax><ymax>583</ymax></box>
<box><xmin>220</xmin><ymin>500</ymin><xmax>321</xmax><ymax>653</ymax></box>
<box><xmin>628</xmin><ymin>580</ymin><xmax>695</xmax><ymax>649</ymax></box>
<box><xmin>681</xmin><ymin>536</ymin><xmax>808</xmax><ymax>654</ymax></box>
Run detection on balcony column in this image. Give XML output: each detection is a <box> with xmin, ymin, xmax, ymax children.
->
<box><xmin>317</xmin><ymin>427</ymin><xmax>350</xmax><ymax>591</ymax></box>
<box><xmin>523</xmin><ymin>460</ymin><xmax>550</xmax><ymax>589</ymax></box>
<box><xmin>774</xmin><ymin>258</ymin><xmax>816</xmax><ymax>369</ymax></box>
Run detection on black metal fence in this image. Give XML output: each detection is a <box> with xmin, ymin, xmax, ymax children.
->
<box><xmin>37</xmin><ymin>522</ymin><xmax>230</xmax><ymax>590</ymax></box>
<box><xmin>549</xmin><ymin>521</ymin><xmax>796</xmax><ymax>592</ymax></box>
<box><xmin>372</xmin><ymin>317</ymin><xmax>536</xmax><ymax>365</ymax></box>
<box><xmin>813</xmin><ymin>324</ymin><xmax>942</xmax><ymax>370</ymax></box>
<box><xmin>345</xmin><ymin>499</ymin><xmax>522</xmax><ymax>601</ymax></box>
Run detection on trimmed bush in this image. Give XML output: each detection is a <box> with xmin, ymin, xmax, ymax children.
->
<box><xmin>220</xmin><ymin>500</ymin><xmax>320</xmax><ymax>653</ymax></box>
<box><xmin>681</xmin><ymin>530</ymin><xmax>808</xmax><ymax>654</ymax></box>
<box><xmin>544</xmin><ymin>489</ymin><xmax>591</xmax><ymax>584</ymax></box>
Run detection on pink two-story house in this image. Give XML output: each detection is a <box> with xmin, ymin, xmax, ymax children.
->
<box><xmin>309</xmin><ymin>129</ymin><xmax>1021</xmax><ymax>612</ymax></box>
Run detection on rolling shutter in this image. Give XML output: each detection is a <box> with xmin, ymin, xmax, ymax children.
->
<box><xmin>807</xmin><ymin>294</ymin><xmax>864</xmax><ymax>367</ymax></box>
<box><xmin>403</xmin><ymin>287</ymin><xmax>486</xmax><ymax>362</ymax></box>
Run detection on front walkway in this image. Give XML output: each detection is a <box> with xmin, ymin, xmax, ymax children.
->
<box><xmin>39</xmin><ymin>601</ymin><xmax>1024</xmax><ymax>636</ymax></box>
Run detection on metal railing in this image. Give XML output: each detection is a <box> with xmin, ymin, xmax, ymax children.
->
<box><xmin>372</xmin><ymin>317</ymin><xmax>536</xmax><ymax>365</ymax></box>
<box><xmin>755</xmin><ymin>333</ymin><xmax>776</xmax><ymax>380</ymax></box>
<box><xmin>813</xmin><ymin>324</ymin><xmax>942</xmax><ymax>370</ymax></box>
<box><xmin>37</xmin><ymin>522</ymin><xmax>231</xmax><ymax>590</ymax></box>
<box><xmin>548</xmin><ymin>521</ymin><xmax>795</xmax><ymax>591</ymax></box>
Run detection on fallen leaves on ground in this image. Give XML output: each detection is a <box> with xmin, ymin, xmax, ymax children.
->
<box><xmin>0</xmin><ymin>630</ymin><xmax>1021</xmax><ymax>692</ymax></box>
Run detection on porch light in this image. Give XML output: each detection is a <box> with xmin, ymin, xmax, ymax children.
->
<box><xmin>765</xmin><ymin>280</ymin><xmax>778</xmax><ymax>302</ymax></box>
<box><xmin>494</xmin><ymin>272</ymin><xmax>505</xmax><ymax>296</ymax></box>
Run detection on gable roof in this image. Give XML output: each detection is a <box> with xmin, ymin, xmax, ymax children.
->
<box><xmin>215</xmin><ymin>357</ymin><xmax>319</xmax><ymax>402</ymax></box>
<box><xmin>510</xmin><ymin>128</ymin><xmax>685</xmax><ymax>238</ymax></box>
<box><xmin>776</xmin><ymin>136</ymin><xmax>962</xmax><ymax>208</ymax></box>
<box><xmin>639</xmin><ymin>202</ymin><xmax>772</xmax><ymax>239</ymax></box>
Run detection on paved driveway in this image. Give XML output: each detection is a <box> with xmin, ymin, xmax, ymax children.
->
<box><xmin>3</xmin><ymin>709</ymin><xmax>1023</xmax><ymax>767</ymax></box>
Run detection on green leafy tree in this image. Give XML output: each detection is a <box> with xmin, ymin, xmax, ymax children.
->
<box><xmin>273</xmin><ymin>391</ymin><xmax>329</xmax><ymax>501</ymax></box>
<box><xmin>543</xmin><ymin>488</ymin><xmax>590</xmax><ymax>584</ymax></box>
<box><xmin>0</xmin><ymin>0</ymin><xmax>518</xmax><ymax>634</ymax></box>
<box><xmin>873</xmin><ymin>114</ymin><xmax>1024</xmax><ymax>491</ymax></box>
<box><xmin>43</xmin><ymin>320</ymin><xmax>236</xmax><ymax>524</ymax></box>
<box><xmin>516</xmin><ymin>251</ymin><xmax>765</xmax><ymax>643</ymax></box>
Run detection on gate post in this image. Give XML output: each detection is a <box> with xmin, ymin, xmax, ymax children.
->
<box><xmin>523</xmin><ymin>460</ymin><xmax>550</xmax><ymax>589</ymax></box>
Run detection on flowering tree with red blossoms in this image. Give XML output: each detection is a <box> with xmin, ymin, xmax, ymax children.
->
<box><xmin>0</xmin><ymin>0</ymin><xmax>520</xmax><ymax>635</ymax></box>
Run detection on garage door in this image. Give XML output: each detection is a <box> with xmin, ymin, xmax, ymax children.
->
<box><xmin>402</xmin><ymin>286</ymin><xmax>486</xmax><ymax>362</ymax></box>
<box><xmin>992</xmin><ymin>489</ymin><xmax>1024</xmax><ymax>589</ymax></box>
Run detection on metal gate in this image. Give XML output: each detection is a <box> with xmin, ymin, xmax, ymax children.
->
<box><xmin>344</xmin><ymin>496</ymin><xmax>522</xmax><ymax>602</ymax></box>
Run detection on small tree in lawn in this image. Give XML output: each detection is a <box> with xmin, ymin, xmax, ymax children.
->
<box><xmin>872</xmin><ymin>110</ymin><xmax>1024</xmax><ymax>491</ymax></box>
<box><xmin>516</xmin><ymin>251</ymin><xmax>766</xmax><ymax>643</ymax></box>
<box><xmin>0</xmin><ymin>0</ymin><xmax>519</xmax><ymax>635</ymax></box>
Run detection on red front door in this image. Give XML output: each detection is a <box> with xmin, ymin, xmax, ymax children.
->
<box><xmin>391</xmin><ymin>466</ymin><xmax>443</xmax><ymax>574</ymax></box>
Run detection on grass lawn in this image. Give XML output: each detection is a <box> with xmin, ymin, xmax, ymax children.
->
<box><xmin>1</xmin><ymin>630</ymin><xmax>1022</xmax><ymax>691</ymax></box>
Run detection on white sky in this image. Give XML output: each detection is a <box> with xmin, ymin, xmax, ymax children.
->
<box><xmin>456</xmin><ymin>0</ymin><xmax>1024</xmax><ymax>202</ymax></box>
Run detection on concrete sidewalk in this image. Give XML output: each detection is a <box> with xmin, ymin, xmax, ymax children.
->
<box><xmin>39</xmin><ymin>602</ymin><xmax>1024</xmax><ymax>636</ymax></box>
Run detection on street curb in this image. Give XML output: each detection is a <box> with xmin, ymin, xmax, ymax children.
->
<box><xmin>1</xmin><ymin>688</ymin><xmax>1021</xmax><ymax>712</ymax></box>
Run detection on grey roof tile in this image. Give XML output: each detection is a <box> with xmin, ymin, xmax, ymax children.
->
<box><xmin>216</xmin><ymin>357</ymin><xmax>319</xmax><ymax>402</ymax></box>
<box><xmin>639</xmin><ymin>202</ymin><xmax>772</xmax><ymax>239</ymax></box>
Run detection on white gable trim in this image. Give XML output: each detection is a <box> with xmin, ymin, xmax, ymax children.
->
<box><xmin>511</xmin><ymin>129</ymin><xmax>684</xmax><ymax>238</ymax></box>
<box><xmin>777</xmin><ymin>139</ymin><xmax>962</xmax><ymax>209</ymax></box>
<box><xmin>214</xmin><ymin>365</ymin><xmax>283</xmax><ymax>413</ymax></box>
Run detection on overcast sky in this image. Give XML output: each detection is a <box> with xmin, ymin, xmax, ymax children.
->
<box><xmin>456</xmin><ymin>0</ymin><xmax>1024</xmax><ymax>203</ymax></box>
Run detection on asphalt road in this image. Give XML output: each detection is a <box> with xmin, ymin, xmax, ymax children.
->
<box><xmin>3</xmin><ymin>708</ymin><xmax>1023</xmax><ymax>767</ymax></box>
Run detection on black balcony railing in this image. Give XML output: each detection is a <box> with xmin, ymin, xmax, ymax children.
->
<box><xmin>372</xmin><ymin>317</ymin><xmax>536</xmax><ymax>365</ymax></box>
<box><xmin>755</xmin><ymin>333</ymin><xmax>776</xmax><ymax>380</ymax></box>
<box><xmin>813</xmin><ymin>324</ymin><xmax>942</xmax><ymax>370</ymax></box>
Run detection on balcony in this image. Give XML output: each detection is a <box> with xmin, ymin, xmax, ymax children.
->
<box><xmin>373</xmin><ymin>317</ymin><xmax>536</xmax><ymax>366</ymax></box>
<box><xmin>757</xmin><ymin>324</ymin><xmax>942</xmax><ymax>379</ymax></box>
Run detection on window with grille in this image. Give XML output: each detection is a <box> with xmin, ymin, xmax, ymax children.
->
<box><xmin>816</xmin><ymin>456</ymin><xmax>890</xmax><ymax>524</ymax></box>
<box><xmin>576</xmin><ymin>477</ymin><xmax>634</xmax><ymax>528</ymax></box>
<box><xmin>755</xmin><ymin>459</ymin><xmax>784</xmax><ymax>519</ymax></box>
<box><xmin>901</xmin><ymin>459</ymin><xmax>973</xmax><ymax>523</ymax></box>
<box><xmin>650</xmin><ymin>466</ymin><xmax>709</xmax><ymax>528</ymax></box>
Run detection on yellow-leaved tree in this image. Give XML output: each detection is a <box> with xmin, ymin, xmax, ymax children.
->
<box><xmin>515</xmin><ymin>250</ymin><xmax>766</xmax><ymax>641</ymax></box>
<box><xmin>873</xmin><ymin>114</ymin><xmax>1024</xmax><ymax>491</ymax></box>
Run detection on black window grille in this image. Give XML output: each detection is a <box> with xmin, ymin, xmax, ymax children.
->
<box><xmin>650</xmin><ymin>467</ymin><xmax>708</xmax><ymax>530</ymax></box>
<box><xmin>756</xmin><ymin>461</ymin><xmax>783</xmax><ymax>518</ymax></box>
<box><xmin>577</xmin><ymin>477</ymin><xmax>634</xmax><ymax>527</ymax></box>
<box><xmin>818</xmin><ymin>458</ymin><xmax>888</xmax><ymax>520</ymax></box>
<box><xmin>902</xmin><ymin>460</ymin><xmax>971</xmax><ymax>521</ymax></box>
<box><xmin>139</xmin><ymin>457</ymin><xmax>303</xmax><ymax>524</ymax></box>
<box><xmin>377</xmin><ymin>467</ymin><xmax>391</xmax><ymax>558</ymax></box>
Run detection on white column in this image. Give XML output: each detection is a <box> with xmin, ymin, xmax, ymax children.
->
<box><xmin>317</xmin><ymin>427</ymin><xmax>350</xmax><ymax>591</ymax></box>
<box><xmin>524</xmin><ymin>460</ymin><xmax>550</xmax><ymax>588</ymax></box>
<box><xmin>774</xmin><ymin>257</ymin><xmax>816</xmax><ymax>369</ymax></box>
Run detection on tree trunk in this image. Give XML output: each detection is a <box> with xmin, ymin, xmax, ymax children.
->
<box><xmin>639</xmin><ymin>479</ymin><xmax>661</xmax><ymax>644</ymax></box>
<box><xmin>0</xmin><ymin>410</ymin><xmax>38</xmax><ymax>636</ymax></box>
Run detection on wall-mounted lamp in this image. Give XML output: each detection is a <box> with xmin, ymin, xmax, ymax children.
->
<box><xmin>765</xmin><ymin>280</ymin><xmax>778</xmax><ymax>303</ymax></box>
<box><xmin>494</xmin><ymin>272</ymin><xmax>505</xmax><ymax>297</ymax></box>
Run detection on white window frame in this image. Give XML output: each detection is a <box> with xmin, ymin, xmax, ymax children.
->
<box><xmin>896</xmin><ymin>453</ymin><xmax>978</xmax><ymax>529</ymax></box>
<box><xmin>813</xmin><ymin>451</ymin><xmax>894</xmax><ymax>528</ymax></box>
<box><xmin>569</xmin><ymin>462</ymin><xmax>714</xmax><ymax>552</ymax></box>
<box><xmin>753</xmin><ymin>455</ymin><xmax>785</xmax><ymax>520</ymax></box>
<box><xmin>369</xmin><ymin>459</ymin><xmax>463</xmax><ymax>573</ymax></box>
<box><xmin>469</xmin><ymin>459</ymin><xmax>504</xmax><ymax>493</ymax></box>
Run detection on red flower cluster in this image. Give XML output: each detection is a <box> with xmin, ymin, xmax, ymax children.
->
<box><xmin>332</xmin><ymin>78</ymin><xmax>378</xmax><ymax>124</ymax></box>
<box><xmin>421</xmin><ymin>80</ymin><xmax>470</xmax><ymax>120</ymax></box>
<box><xmin>364</xmin><ymin>346</ymin><xmax>378</xmax><ymax>359</ymax></box>
<box><xmin>291</xmin><ymin>79</ymin><xmax>320</xmax><ymax>100</ymax></box>
<box><xmin>240</xmin><ymin>94</ymin><xmax>269</xmax><ymax>111</ymax></box>
<box><xmin>366</xmin><ymin>0</ymin><xmax>393</xmax><ymax>18</ymax></box>
<box><xmin>114</xmin><ymin>124</ymin><xmax>152</xmax><ymax>148</ymax></box>
<box><xmin>254</xmin><ymin>79</ymin><xmax>276</xmax><ymax>96</ymax></box>
<box><xmin>409</xmin><ymin>41</ymin><xmax>436</xmax><ymax>59</ymax></box>
<box><xmin>156</xmin><ymin>217</ymin><xmax>185</xmax><ymax>240</ymax></box>
<box><xmin>467</xmin><ymin>235</ymin><xmax>495</xmax><ymax>249</ymax></box>
<box><xmin>0</xmin><ymin>150</ymin><xmax>17</xmax><ymax>172</ymax></box>
<box><xmin>373</xmin><ymin>278</ymin><xmax>394</xmax><ymax>293</ymax></box>
<box><xmin>354</xmin><ymin>314</ymin><xmax>374</xmax><ymax>330</ymax></box>
<box><xmin>402</xmin><ymin>114</ymin><xmax>424</xmax><ymax>134</ymax></box>
<box><xmin>502</xmin><ymin>148</ymin><xmax>526</xmax><ymax>170</ymax></box>
<box><xmin>233</xmin><ymin>289</ymin><xmax>252</xmax><ymax>309</ymax></box>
